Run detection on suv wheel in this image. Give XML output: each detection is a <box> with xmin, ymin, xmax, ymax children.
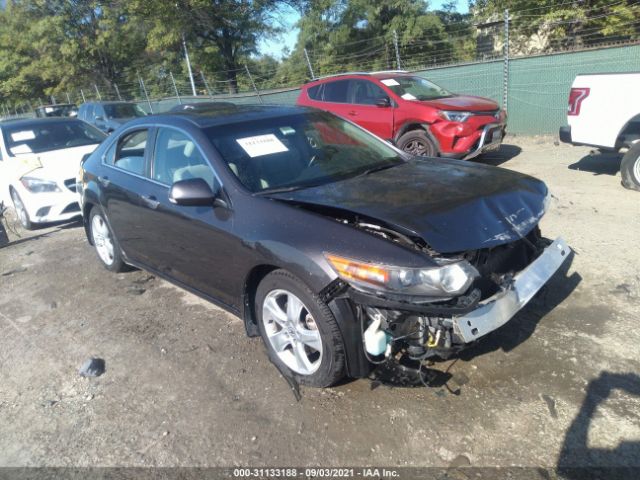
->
<box><xmin>621</xmin><ymin>143</ymin><xmax>640</xmax><ymax>191</ymax></box>
<box><xmin>256</xmin><ymin>270</ymin><xmax>345</xmax><ymax>387</ymax></box>
<box><xmin>397</xmin><ymin>130</ymin><xmax>437</xmax><ymax>157</ymax></box>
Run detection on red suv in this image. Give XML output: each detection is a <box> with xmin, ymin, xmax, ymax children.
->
<box><xmin>297</xmin><ymin>72</ymin><xmax>506</xmax><ymax>159</ymax></box>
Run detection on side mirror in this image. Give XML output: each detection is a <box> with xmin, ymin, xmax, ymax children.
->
<box><xmin>169</xmin><ymin>177</ymin><xmax>223</xmax><ymax>207</ymax></box>
<box><xmin>376</xmin><ymin>97</ymin><xmax>391</xmax><ymax>108</ymax></box>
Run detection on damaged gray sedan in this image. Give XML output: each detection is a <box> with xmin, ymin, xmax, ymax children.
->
<box><xmin>79</xmin><ymin>106</ymin><xmax>569</xmax><ymax>387</ymax></box>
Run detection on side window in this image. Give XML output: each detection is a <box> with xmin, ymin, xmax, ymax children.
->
<box><xmin>322</xmin><ymin>80</ymin><xmax>349</xmax><ymax>103</ymax></box>
<box><xmin>350</xmin><ymin>80</ymin><xmax>388</xmax><ymax>106</ymax></box>
<box><xmin>152</xmin><ymin>128</ymin><xmax>216</xmax><ymax>190</ymax></box>
<box><xmin>307</xmin><ymin>84</ymin><xmax>322</xmax><ymax>100</ymax></box>
<box><xmin>112</xmin><ymin>130</ymin><xmax>148</xmax><ymax>175</ymax></box>
<box><xmin>95</xmin><ymin>105</ymin><xmax>104</xmax><ymax>119</ymax></box>
<box><xmin>85</xmin><ymin>105</ymin><xmax>94</xmax><ymax>122</ymax></box>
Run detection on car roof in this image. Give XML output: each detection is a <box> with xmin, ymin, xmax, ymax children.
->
<box><xmin>305</xmin><ymin>70</ymin><xmax>412</xmax><ymax>85</ymax></box>
<box><xmin>81</xmin><ymin>101</ymin><xmax>137</xmax><ymax>106</ymax></box>
<box><xmin>130</xmin><ymin>104</ymin><xmax>315</xmax><ymax>129</ymax></box>
<box><xmin>0</xmin><ymin>117</ymin><xmax>83</xmax><ymax>128</ymax></box>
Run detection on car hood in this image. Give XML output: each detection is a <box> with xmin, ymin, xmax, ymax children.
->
<box><xmin>268</xmin><ymin>158</ymin><xmax>548</xmax><ymax>253</ymax></box>
<box><xmin>9</xmin><ymin>144</ymin><xmax>99</xmax><ymax>182</ymax></box>
<box><xmin>418</xmin><ymin>95</ymin><xmax>499</xmax><ymax>112</ymax></box>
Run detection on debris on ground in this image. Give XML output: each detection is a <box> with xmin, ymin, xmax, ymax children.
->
<box><xmin>78</xmin><ymin>358</ymin><xmax>106</xmax><ymax>377</ymax></box>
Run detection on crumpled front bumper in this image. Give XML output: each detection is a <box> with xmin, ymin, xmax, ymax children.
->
<box><xmin>453</xmin><ymin>237</ymin><xmax>569</xmax><ymax>343</ymax></box>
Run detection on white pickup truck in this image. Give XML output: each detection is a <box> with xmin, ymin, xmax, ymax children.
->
<box><xmin>559</xmin><ymin>72</ymin><xmax>640</xmax><ymax>191</ymax></box>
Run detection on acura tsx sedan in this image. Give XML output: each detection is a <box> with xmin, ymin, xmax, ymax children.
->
<box><xmin>78</xmin><ymin>105</ymin><xmax>569</xmax><ymax>387</ymax></box>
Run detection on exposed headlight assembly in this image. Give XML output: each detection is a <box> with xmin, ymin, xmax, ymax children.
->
<box><xmin>325</xmin><ymin>254</ymin><xmax>479</xmax><ymax>299</ymax></box>
<box><xmin>439</xmin><ymin>110</ymin><xmax>472</xmax><ymax>122</ymax></box>
<box><xmin>20</xmin><ymin>176</ymin><xmax>61</xmax><ymax>193</ymax></box>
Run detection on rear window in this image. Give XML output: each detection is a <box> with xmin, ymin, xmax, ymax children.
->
<box><xmin>307</xmin><ymin>84</ymin><xmax>322</xmax><ymax>100</ymax></box>
<box><xmin>322</xmin><ymin>80</ymin><xmax>349</xmax><ymax>103</ymax></box>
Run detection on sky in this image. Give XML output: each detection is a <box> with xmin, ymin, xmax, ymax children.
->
<box><xmin>259</xmin><ymin>0</ymin><xmax>470</xmax><ymax>58</ymax></box>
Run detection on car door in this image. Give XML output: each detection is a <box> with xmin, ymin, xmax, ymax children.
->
<box><xmin>93</xmin><ymin>105</ymin><xmax>108</xmax><ymax>132</ymax></box>
<box><xmin>347</xmin><ymin>80</ymin><xmax>395</xmax><ymax>140</ymax></box>
<box><xmin>100</xmin><ymin>127</ymin><xmax>155</xmax><ymax>264</ymax></box>
<box><xmin>317</xmin><ymin>79</ymin><xmax>354</xmax><ymax>121</ymax></box>
<box><xmin>140</xmin><ymin>126</ymin><xmax>238</xmax><ymax>307</ymax></box>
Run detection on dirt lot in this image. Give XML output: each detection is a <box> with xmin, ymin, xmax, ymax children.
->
<box><xmin>0</xmin><ymin>136</ymin><xmax>639</xmax><ymax>473</ymax></box>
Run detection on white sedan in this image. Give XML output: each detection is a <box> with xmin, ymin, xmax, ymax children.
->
<box><xmin>0</xmin><ymin>118</ymin><xmax>106</xmax><ymax>229</ymax></box>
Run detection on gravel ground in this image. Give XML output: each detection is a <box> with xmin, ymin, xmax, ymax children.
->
<box><xmin>0</xmin><ymin>136</ymin><xmax>639</xmax><ymax>473</ymax></box>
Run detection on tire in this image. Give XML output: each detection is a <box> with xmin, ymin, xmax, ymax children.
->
<box><xmin>89</xmin><ymin>206</ymin><xmax>127</xmax><ymax>272</ymax></box>
<box><xmin>256</xmin><ymin>270</ymin><xmax>345</xmax><ymax>387</ymax></box>
<box><xmin>10</xmin><ymin>188</ymin><xmax>34</xmax><ymax>230</ymax></box>
<box><xmin>621</xmin><ymin>143</ymin><xmax>640</xmax><ymax>191</ymax></box>
<box><xmin>396</xmin><ymin>130</ymin><xmax>437</xmax><ymax>157</ymax></box>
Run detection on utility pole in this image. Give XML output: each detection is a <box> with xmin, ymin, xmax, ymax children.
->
<box><xmin>114</xmin><ymin>84</ymin><xmax>122</xmax><ymax>101</ymax></box>
<box><xmin>169</xmin><ymin>71</ymin><xmax>182</xmax><ymax>104</ymax></box>
<box><xmin>94</xmin><ymin>84</ymin><xmax>102</xmax><ymax>101</ymax></box>
<box><xmin>393</xmin><ymin>30</ymin><xmax>402</xmax><ymax>70</ymax></box>
<box><xmin>200</xmin><ymin>71</ymin><xmax>213</xmax><ymax>98</ymax></box>
<box><xmin>303</xmin><ymin>48</ymin><xmax>315</xmax><ymax>80</ymax></box>
<box><xmin>244</xmin><ymin>64</ymin><xmax>263</xmax><ymax>104</ymax></box>
<box><xmin>80</xmin><ymin>89</ymin><xmax>86</xmax><ymax>103</ymax></box>
<box><xmin>138</xmin><ymin>74</ymin><xmax>153</xmax><ymax>113</ymax></box>
<box><xmin>503</xmin><ymin>9</ymin><xmax>510</xmax><ymax>112</ymax></box>
<box><xmin>182</xmin><ymin>34</ymin><xmax>197</xmax><ymax>96</ymax></box>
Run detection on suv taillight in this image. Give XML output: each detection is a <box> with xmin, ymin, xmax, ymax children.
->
<box><xmin>568</xmin><ymin>87</ymin><xmax>590</xmax><ymax>116</ymax></box>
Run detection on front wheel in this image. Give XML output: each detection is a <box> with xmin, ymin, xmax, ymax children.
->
<box><xmin>397</xmin><ymin>130</ymin><xmax>437</xmax><ymax>157</ymax></box>
<box><xmin>621</xmin><ymin>143</ymin><xmax>640</xmax><ymax>191</ymax></box>
<box><xmin>10</xmin><ymin>188</ymin><xmax>34</xmax><ymax>230</ymax></box>
<box><xmin>256</xmin><ymin>270</ymin><xmax>345</xmax><ymax>387</ymax></box>
<box><xmin>89</xmin><ymin>207</ymin><xmax>127</xmax><ymax>272</ymax></box>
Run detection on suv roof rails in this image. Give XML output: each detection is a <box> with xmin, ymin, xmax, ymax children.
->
<box><xmin>307</xmin><ymin>70</ymin><xmax>410</xmax><ymax>83</ymax></box>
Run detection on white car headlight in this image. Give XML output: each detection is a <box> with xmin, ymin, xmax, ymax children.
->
<box><xmin>325</xmin><ymin>254</ymin><xmax>479</xmax><ymax>298</ymax></box>
<box><xmin>440</xmin><ymin>110</ymin><xmax>472</xmax><ymax>122</ymax></box>
<box><xmin>20</xmin><ymin>176</ymin><xmax>61</xmax><ymax>193</ymax></box>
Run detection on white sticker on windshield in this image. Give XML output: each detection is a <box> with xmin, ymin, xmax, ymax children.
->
<box><xmin>381</xmin><ymin>79</ymin><xmax>400</xmax><ymax>86</ymax></box>
<box><xmin>10</xmin><ymin>144</ymin><xmax>33</xmax><ymax>155</ymax></box>
<box><xmin>236</xmin><ymin>134</ymin><xmax>288</xmax><ymax>158</ymax></box>
<box><xmin>401</xmin><ymin>93</ymin><xmax>417</xmax><ymax>100</ymax></box>
<box><xmin>11</xmin><ymin>130</ymin><xmax>36</xmax><ymax>142</ymax></box>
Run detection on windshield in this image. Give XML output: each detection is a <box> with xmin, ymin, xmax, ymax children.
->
<box><xmin>381</xmin><ymin>76</ymin><xmax>452</xmax><ymax>101</ymax></box>
<box><xmin>104</xmin><ymin>103</ymin><xmax>146</xmax><ymax>119</ymax></box>
<box><xmin>3</xmin><ymin>120</ymin><xmax>107</xmax><ymax>155</ymax></box>
<box><xmin>205</xmin><ymin>111</ymin><xmax>405</xmax><ymax>193</ymax></box>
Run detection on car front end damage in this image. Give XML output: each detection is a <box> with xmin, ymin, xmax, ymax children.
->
<box><xmin>323</xmin><ymin>226</ymin><xmax>569</xmax><ymax>381</ymax></box>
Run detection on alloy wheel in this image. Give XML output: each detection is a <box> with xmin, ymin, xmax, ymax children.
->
<box><xmin>403</xmin><ymin>139</ymin><xmax>428</xmax><ymax>155</ymax></box>
<box><xmin>261</xmin><ymin>289</ymin><xmax>323</xmax><ymax>375</ymax></box>
<box><xmin>10</xmin><ymin>191</ymin><xmax>29</xmax><ymax>227</ymax></box>
<box><xmin>91</xmin><ymin>214</ymin><xmax>115</xmax><ymax>266</ymax></box>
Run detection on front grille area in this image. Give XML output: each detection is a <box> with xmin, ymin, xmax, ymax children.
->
<box><xmin>462</xmin><ymin>228</ymin><xmax>542</xmax><ymax>299</ymax></box>
<box><xmin>64</xmin><ymin>178</ymin><xmax>77</xmax><ymax>192</ymax></box>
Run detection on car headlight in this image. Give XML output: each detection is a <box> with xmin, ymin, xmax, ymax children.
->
<box><xmin>20</xmin><ymin>176</ymin><xmax>61</xmax><ymax>193</ymax></box>
<box><xmin>439</xmin><ymin>110</ymin><xmax>472</xmax><ymax>122</ymax></box>
<box><xmin>325</xmin><ymin>254</ymin><xmax>479</xmax><ymax>298</ymax></box>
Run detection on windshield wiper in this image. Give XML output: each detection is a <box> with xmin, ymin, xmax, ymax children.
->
<box><xmin>352</xmin><ymin>163</ymin><xmax>399</xmax><ymax>178</ymax></box>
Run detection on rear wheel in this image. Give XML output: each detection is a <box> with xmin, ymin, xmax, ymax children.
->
<box><xmin>621</xmin><ymin>143</ymin><xmax>640</xmax><ymax>191</ymax></box>
<box><xmin>256</xmin><ymin>270</ymin><xmax>345</xmax><ymax>387</ymax></box>
<box><xmin>397</xmin><ymin>130</ymin><xmax>437</xmax><ymax>157</ymax></box>
<box><xmin>89</xmin><ymin>207</ymin><xmax>127</xmax><ymax>272</ymax></box>
<box><xmin>10</xmin><ymin>188</ymin><xmax>34</xmax><ymax>230</ymax></box>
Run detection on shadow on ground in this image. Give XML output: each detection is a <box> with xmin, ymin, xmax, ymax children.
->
<box><xmin>459</xmin><ymin>250</ymin><xmax>580</xmax><ymax>361</ymax></box>
<box><xmin>558</xmin><ymin>371</ymin><xmax>640</xmax><ymax>479</ymax></box>
<box><xmin>477</xmin><ymin>144</ymin><xmax>523</xmax><ymax>167</ymax></box>
<box><xmin>569</xmin><ymin>152</ymin><xmax>621</xmax><ymax>176</ymax></box>
<box><xmin>0</xmin><ymin>217</ymin><xmax>82</xmax><ymax>249</ymax></box>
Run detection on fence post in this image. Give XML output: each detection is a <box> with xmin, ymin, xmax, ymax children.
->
<box><xmin>138</xmin><ymin>75</ymin><xmax>153</xmax><ymax>113</ymax></box>
<box><xmin>304</xmin><ymin>48</ymin><xmax>315</xmax><ymax>80</ymax></box>
<box><xmin>182</xmin><ymin>34</ymin><xmax>197</xmax><ymax>96</ymax></box>
<box><xmin>244</xmin><ymin>64</ymin><xmax>263</xmax><ymax>104</ymax></box>
<box><xmin>169</xmin><ymin>72</ymin><xmax>182</xmax><ymax>104</ymax></box>
<box><xmin>114</xmin><ymin>83</ymin><xmax>123</xmax><ymax>101</ymax></box>
<box><xmin>66</xmin><ymin>92</ymin><xmax>71</xmax><ymax>103</ymax></box>
<box><xmin>393</xmin><ymin>30</ymin><xmax>402</xmax><ymax>70</ymax></box>
<box><xmin>80</xmin><ymin>89</ymin><xmax>86</xmax><ymax>103</ymax></box>
<box><xmin>201</xmin><ymin>71</ymin><xmax>213</xmax><ymax>98</ymax></box>
<box><xmin>503</xmin><ymin>9</ymin><xmax>510</xmax><ymax>112</ymax></box>
<box><xmin>94</xmin><ymin>84</ymin><xmax>102</xmax><ymax>101</ymax></box>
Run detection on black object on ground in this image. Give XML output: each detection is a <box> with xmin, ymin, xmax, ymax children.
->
<box><xmin>79</xmin><ymin>358</ymin><xmax>106</xmax><ymax>377</ymax></box>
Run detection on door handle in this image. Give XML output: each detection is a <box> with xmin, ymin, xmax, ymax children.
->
<box><xmin>97</xmin><ymin>175</ymin><xmax>110</xmax><ymax>187</ymax></box>
<box><xmin>141</xmin><ymin>195</ymin><xmax>160</xmax><ymax>210</ymax></box>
